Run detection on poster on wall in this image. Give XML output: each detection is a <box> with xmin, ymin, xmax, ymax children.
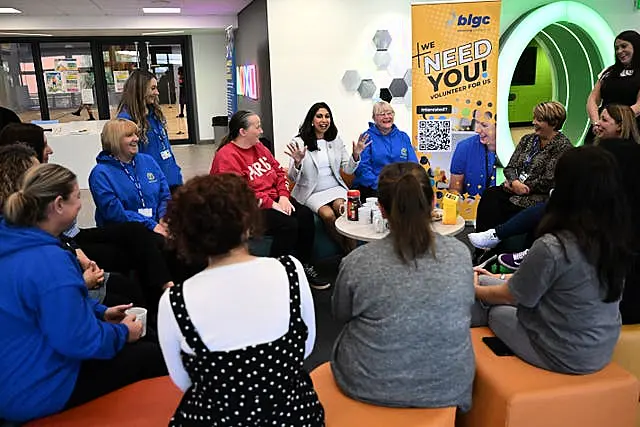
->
<box><xmin>44</xmin><ymin>71</ymin><xmax>64</xmax><ymax>94</ymax></box>
<box><xmin>63</xmin><ymin>71</ymin><xmax>80</xmax><ymax>93</ymax></box>
<box><xmin>412</xmin><ymin>0</ymin><xmax>501</xmax><ymax>221</ymax></box>
<box><xmin>113</xmin><ymin>70</ymin><xmax>130</xmax><ymax>93</ymax></box>
<box><xmin>54</xmin><ymin>59</ymin><xmax>78</xmax><ymax>72</ymax></box>
<box><xmin>225</xmin><ymin>25</ymin><xmax>237</xmax><ymax>119</ymax></box>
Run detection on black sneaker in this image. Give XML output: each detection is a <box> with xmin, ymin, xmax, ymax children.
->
<box><xmin>303</xmin><ymin>263</ymin><xmax>331</xmax><ymax>290</ymax></box>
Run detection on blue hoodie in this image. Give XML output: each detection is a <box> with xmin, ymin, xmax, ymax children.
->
<box><xmin>90</xmin><ymin>151</ymin><xmax>171</xmax><ymax>231</ymax></box>
<box><xmin>0</xmin><ymin>221</ymin><xmax>128</xmax><ymax>422</ymax></box>
<box><xmin>352</xmin><ymin>122</ymin><xmax>419</xmax><ymax>190</ymax></box>
<box><xmin>118</xmin><ymin>109</ymin><xmax>183</xmax><ymax>187</ymax></box>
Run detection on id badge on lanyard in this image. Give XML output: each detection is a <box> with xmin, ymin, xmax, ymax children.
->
<box><xmin>519</xmin><ymin>138</ymin><xmax>540</xmax><ymax>182</ymax></box>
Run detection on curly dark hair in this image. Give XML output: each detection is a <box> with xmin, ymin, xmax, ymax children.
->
<box><xmin>165</xmin><ymin>174</ymin><xmax>261</xmax><ymax>262</ymax></box>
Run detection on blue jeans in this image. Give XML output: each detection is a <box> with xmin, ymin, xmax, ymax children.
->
<box><xmin>494</xmin><ymin>202</ymin><xmax>546</xmax><ymax>241</ymax></box>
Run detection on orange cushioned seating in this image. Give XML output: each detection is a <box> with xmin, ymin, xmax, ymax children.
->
<box><xmin>458</xmin><ymin>327</ymin><xmax>639</xmax><ymax>427</ymax></box>
<box><xmin>612</xmin><ymin>324</ymin><xmax>640</xmax><ymax>427</ymax></box>
<box><xmin>310</xmin><ymin>362</ymin><xmax>456</xmax><ymax>427</ymax></box>
<box><xmin>25</xmin><ymin>376</ymin><xmax>182</xmax><ymax>427</ymax></box>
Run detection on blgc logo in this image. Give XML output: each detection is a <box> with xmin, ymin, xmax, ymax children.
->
<box><xmin>457</xmin><ymin>13</ymin><xmax>491</xmax><ymax>28</ymax></box>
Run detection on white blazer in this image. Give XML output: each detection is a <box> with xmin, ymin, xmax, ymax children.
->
<box><xmin>288</xmin><ymin>135</ymin><xmax>359</xmax><ymax>204</ymax></box>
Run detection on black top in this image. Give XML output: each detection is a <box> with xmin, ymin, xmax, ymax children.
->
<box><xmin>600</xmin><ymin>67</ymin><xmax>640</xmax><ymax>108</ymax></box>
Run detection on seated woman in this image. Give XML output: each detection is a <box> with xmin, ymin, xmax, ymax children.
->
<box><xmin>449</xmin><ymin>110</ymin><xmax>497</xmax><ymax>196</ymax></box>
<box><xmin>474</xmin><ymin>101</ymin><xmax>572</xmax><ymax>237</ymax></box>
<box><xmin>158</xmin><ymin>174</ymin><xmax>324</xmax><ymax>426</ymax></box>
<box><xmin>469</xmin><ymin>103</ymin><xmax>640</xmax><ymax>269</ymax></box>
<box><xmin>210</xmin><ymin>110</ymin><xmax>328</xmax><ymax>289</ymax></box>
<box><xmin>286</xmin><ymin>102</ymin><xmax>368</xmax><ymax>253</ymax></box>
<box><xmin>352</xmin><ymin>101</ymin><xmax>418</xmax><ymax>200</ymax></box>
<box><xmin>0</xmin><ymin>122</ymin><xmax>53</xmax><ymax>163</ymax></box>
<box><xmin>332</xmin><ymin>162</ymin><xmax>474</xmax><ymax>411</ymax></box>
<box><xmin>473</xmin><ymin>146</ymin><xmax>630</xmax><ymax>374</ymax></box>
<box><xmin>0</xmin><ymin>163</ymin><xmax>166</xmax><ymax>423</ymax></box>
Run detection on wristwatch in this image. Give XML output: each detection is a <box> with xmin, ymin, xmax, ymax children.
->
<box><xmin>499</xmin><ymin>273</ymin><xmax>506</xmax><ymax>280</ymax></box>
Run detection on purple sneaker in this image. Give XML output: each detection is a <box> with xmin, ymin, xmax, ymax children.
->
<box><xmin>498</xmin><ymin>249</ymin><xmax>529</xmax><ymax>270</ymax></box>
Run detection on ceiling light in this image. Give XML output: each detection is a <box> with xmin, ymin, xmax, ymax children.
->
<box><xmin>0</xmin><ymin>32</ymin><xmax>53</xmax><ymax>37</ymax></box>
<box><xmin>142</xmin><ymin>7</ymin><xmax>181</xmax><ymax>14</ymax></box>
<box><xmin>0</xmin><ymin>8</ymin><xmax>21</xmax><ymax>14</ymax></box>
<box><xmin>141</xmin><ymin>30</ymin><xmax>185</xmax><ymax>35</ymax></box>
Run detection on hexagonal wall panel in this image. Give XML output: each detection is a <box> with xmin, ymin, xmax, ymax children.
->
<box><xmin>373</xmin><ymin>30</ymin><xmax>392</xmax><ymax>51</ymax></box>
<box><xmin>403</xmin><ymin>69</ymin><xmax>412</xmax><ymax>88</ymax></box>
<box><xmin>341</xmin><ymin>70</ymin><xmax>361</xmax><ymax>91</ymax></box>
<box><xmin>379</xmin><ymin>88</ymin><xmax>393</xmax><ymax>103</ymax></box>
<box><xmin>404</xmin><ymin>88</ymin><xmax>412</xmax><ymax>108</ymax></box>
<box><xmin>373</xmin><ymin>51</ymin><xmax>391</xmax><ymax>70</ymax></box>
<box><xmin>389</xmin><ymin>78</ymin><xmax>408</xmax><ymax>97</ymax></box>
<box><xmin>357</xmin><ymin>79</ymin><xmax>376</xmax><ymax>99</ymax></box>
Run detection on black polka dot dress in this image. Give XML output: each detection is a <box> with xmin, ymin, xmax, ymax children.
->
<box><xmin>167</xmin><ymin>256</ymin><xmax>325</xmax><ymax>426</ymax></box>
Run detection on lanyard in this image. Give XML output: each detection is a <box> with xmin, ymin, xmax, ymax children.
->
<box><xmin>148</xmin><ymin>113</ymin><xmax>168</xmax><ymax>152</ymax></box>
<box><xmin>118</xmin><ymin>158</ymin><xmax>146</xmax><ymax>208</ymax></box>
<box><xmin>484</xmin><ymin>145</ymin><xmax>491</xmax><ymax>190</ymax></box>
<box><xmin>523</xmin><ymin>136</ymin><xmax>541</xmax><ymax>171</ymax></box>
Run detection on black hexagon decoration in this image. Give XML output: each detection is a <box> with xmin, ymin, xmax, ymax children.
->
<box><xmin>379</xmin><ymin>88</ymin><xmax>392</xmax><ymax>103</ymax></box>
<box><xmin>389</xmin><ymin>78</ymin><xmax>408</xmax><ymax>97</ymax></box>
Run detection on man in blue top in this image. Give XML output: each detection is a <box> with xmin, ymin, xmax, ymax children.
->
<box><xmin>449</xmin><ymin>110</ymin><xmax>497</xmax><ymax>197</ymax></box>
<box><xmin>352</xmin><ymin>101</ymin><xmax>419</xmax><ymax>200</ymax></box>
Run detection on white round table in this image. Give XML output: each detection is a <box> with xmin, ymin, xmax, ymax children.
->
<box><xmin>335</xmin><ymin>214</ymin><xmax>466</xmax><ymax>243</ymax></box>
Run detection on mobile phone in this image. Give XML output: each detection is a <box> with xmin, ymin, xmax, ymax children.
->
<box><xmin>482</xmin><ymin>336</ymin><xmax>515</xmax><ymax>357</ymax></box>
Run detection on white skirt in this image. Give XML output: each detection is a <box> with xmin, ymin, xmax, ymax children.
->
<box><xmin>304</xmin><ymin>186</ymin><xmax>348</xmax><ymax>212</ymax></box>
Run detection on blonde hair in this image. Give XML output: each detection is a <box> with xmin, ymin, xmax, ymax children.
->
<box><xmin>533</xmin><ymin>101</ymin><xmax>566</xmax><ymax>130</ymax></box>
<box><xmin>101</xmin><ymin>118</ymin><xmax>139</xmax><ymax>157</ymax></box>
<box><xmin>602</xmin><ymin>104</ymin><xmax>640</xmax><ymax>143</ymax></box>
<box><xmin>3</xmin><ymin>163</ymin><xmax>76</xmax><ymax>226</ymax></box>
<box><xmin>372</xmin><ymin>101</ymin><xmax>395</xmax><ymax>117</ymax></box>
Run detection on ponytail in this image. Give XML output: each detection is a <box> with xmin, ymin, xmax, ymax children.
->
<box><xmin>378</xmin><ymin>162</ymin><xmax>435</xmax><ymax>264</ymax></box>
<box><xmin>4</xmin><ymin>191</ymin><xmax>39</xmax><ymax>226</ymax></box>
<box><xmin>220</xmin><ymin>110</ymin><xmax>256</xmax><ymax>149</ymax></box>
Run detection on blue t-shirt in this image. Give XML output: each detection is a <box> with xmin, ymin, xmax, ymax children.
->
<box><xmin>450</xmin><ymin>134</ymin><xmax>496</xmax><ymax>196</ymax></box>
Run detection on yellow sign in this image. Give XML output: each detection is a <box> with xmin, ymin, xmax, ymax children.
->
<box><xmin>412</xmin><ymin>0</ymin><xmax>501</xmax><ymax>221</ymax></box>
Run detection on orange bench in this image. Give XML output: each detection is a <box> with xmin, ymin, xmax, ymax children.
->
<box><xmin>310</xmin><ymin>362</ymin><xmax>456</xmax><ymax>427</ymax></box>
<box><xmin>612</xmin><ymin>324</ymin><xmax>640</xmax><ymax>427</ymax></box>
<box><xmin>458</xmin><ymin>327</ymin><xmax>639</xmax><ymax>427</ymax></box>
<box><xmin>25</xmin><ymin>376</ymin><xmax>182</xmax><ymax>427</ymax></box>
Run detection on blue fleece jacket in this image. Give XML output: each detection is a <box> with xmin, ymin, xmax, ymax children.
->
<box><xmin>117</xmin><ymin>109</ymin><xmax>183</xmax><ymax>187</ymax></box>
<box><xmin>0</xmin><ymin>221</ymin><xmax>128</xmax><ymax>422</ymax></box>
<box><xmin>90</xmin><ymin>151</ymin><xmax>171</xmax><ymax>231</ymax></box>
<box><xmin>353</xmin><ymin>122</ymin><xmax>419</xmax><ymax>190</ymax></box>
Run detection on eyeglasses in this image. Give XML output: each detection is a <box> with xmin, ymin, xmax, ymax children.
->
<box><xmin>375</xmin><ymin>111</ymin><xmax>395</xmax><ymax>117</ymax></box>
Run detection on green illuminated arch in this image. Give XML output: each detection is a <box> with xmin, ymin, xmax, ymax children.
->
<box><xmin>497</xmin><ymin>1</ymin><xmax>615</xmax><ymax>165</ymax></box>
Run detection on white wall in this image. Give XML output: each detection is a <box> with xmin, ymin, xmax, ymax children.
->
<box><xmin>191</xmin><ymin>33</ymin><xmax>228</xmax><ymax>141</ymax></box>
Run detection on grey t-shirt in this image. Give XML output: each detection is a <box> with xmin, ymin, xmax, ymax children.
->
<box><xmin>331</xmin><ymin>234</ymin><xmax>475</xmax><ymax>411</ymax></box>
<box><xmin>509</xmin><ymin>232</ymin><xmax>621</xmax><ymax>374</ymax></box>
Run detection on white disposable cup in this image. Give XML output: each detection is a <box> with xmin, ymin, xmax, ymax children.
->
<box><xmin>125</xmin><ymin>307</ymin><xmax>148</xmax><ymax>338</ymax></box>
<box><xmin>358</xmin><ymin>207</ymin><xmax>371</xmax><ymax>225</ymax></box>
<box><xmin>366</xmin><ymin>197</ymin><xmax>378</xmax><ymax>205</ymax></box>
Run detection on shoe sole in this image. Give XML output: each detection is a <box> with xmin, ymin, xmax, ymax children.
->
<box><xmin>475</xmin><ymin>254</ymin><xmax>497</xmax><ymax>269</ymax></box>
<box><xmin>310</xmin><ymin>283</ymin><xmax>331</xmax><ymax>290</ymax></box>
<box><xmin>497</xmin><ymin>258</ymin><xmax>518</xmax><ymax>270</ymax></box>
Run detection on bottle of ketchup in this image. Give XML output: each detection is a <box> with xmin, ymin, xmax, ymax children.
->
<box><xmin>347</xmin><ymin>190</ymin><xmax>361</xmax><ymax>221</ymax></box>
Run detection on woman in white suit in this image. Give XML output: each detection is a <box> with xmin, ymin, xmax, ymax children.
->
<box><xmin>287</xmin><ymin>102</ymin><xmax>369</xmax><ymax>253</ymax></box>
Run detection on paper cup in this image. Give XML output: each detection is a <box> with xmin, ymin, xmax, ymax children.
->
<box><xmin>358</xmin><ymin>207</ymin><xmax>371</xmax><ymax>225</ymax></box>
<box><xmin>366</xmin><ymin>197</ymin><xmax>378</xmax><ymax>205</ymax></box>
<box><xmin>125</xmin><ymin>307</ymin><xmax>148</xmax><ymax>338</ymax></box>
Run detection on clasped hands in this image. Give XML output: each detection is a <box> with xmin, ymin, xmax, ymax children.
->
<box><xmin>503</xmin><ymin>179</ymin><xmax>529</xmax><ymax>195</ymax></box>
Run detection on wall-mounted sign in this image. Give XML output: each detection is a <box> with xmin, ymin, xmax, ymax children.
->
<box><xmin>236</xmin><ymin>64</ymin><xmax>258</xmax><ymax>100</ymax></box>
<box><xmin>225</xmin><ymin>25</ymin><xmax>237</xmax><ymax>119</ymax></box>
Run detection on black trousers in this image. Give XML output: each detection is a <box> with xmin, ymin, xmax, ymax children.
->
<box><xmin>64</xmin><ymin>340</ymin><xmax>167</xmax><ymax>410</ymax></box>
<box><xmin>262</xmin><ymin>199</ymin><xmax>315</xmax><ymax>264</ymax></box>
<box><xmin>353</xmin><ymin>186</ymin><xmax>377</xmax><ymax>203</ymax></box>
<box><xmin>475</xmin><ymin>185</ymin><xmax>526</xmax><ymax>233</ymax></box>
<box><xmin>102</xmin><ymin>272</ymin><xmax>147</xmax><ymax>308</ymax></box>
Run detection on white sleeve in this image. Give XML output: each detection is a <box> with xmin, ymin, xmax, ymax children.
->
<box><xmin>291</xmin><ymin>256</ymin><xmax>317</xmax><ymax>358</ymax></box>
<box><xmin>157</xmin><ymin>290</ymin><xmax>192</xmax><ymax>392</ymax></box>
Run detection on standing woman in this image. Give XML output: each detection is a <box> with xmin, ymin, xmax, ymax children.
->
<box><xmin>117</xmin><ymin>70</ymin><xmax>183</xmax><ymax>190</ymax></box>
<box><xmin>0</xmin><ymin>164</ymin><xmax>166</xmax><ymax>423</ymax></box>
<box><xmin>332</xmin><ymin>162</ymin><xmax>475</xmax><ymax>411</ymax></box>
<box><xmin>286</xmin><ymin>102</ymin><xmax>369</xmax><ymax>253</ymax></box>
<box><xmin>587</xmin><ymin>30</ymin><xmax>640</xmax><ymax>144</ymax></box>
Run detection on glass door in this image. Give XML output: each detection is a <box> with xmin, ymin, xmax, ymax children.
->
<box><xmin>101</xmin><ymin>42</ymin><xmax>140</xmax><ymax>119</ymax></box>
<box><xmin>0</xmin><ymin>43</ymin><xmax>41</xmax><ymax>123</ymax></box>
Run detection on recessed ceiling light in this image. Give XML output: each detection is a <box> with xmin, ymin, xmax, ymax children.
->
<box><xmin>142</xmin><ymin>7</ymin><xmax>181</xmax><ymax>14</ymax></box>
<box><xmin>0</xmin><ymin>8</ymin><xmax>21</xmax><ymax>14</ymax></box>
<box><xmin>141</xmin><ymin>30</ymin><xmax>185</xmax><ymax>35</ymax></box>
<box><xmin>0</xmin><ymin>32</ymin><xmax>53</xmax><ymax>37</ymax></box>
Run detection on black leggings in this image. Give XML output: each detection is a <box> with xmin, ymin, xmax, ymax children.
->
<box><xmin>474</xmin><ymin>186</ymin><xmax>526</xmax><ymax>233</ymax></box>
<box><xmin>262</xmin><ymin>199</ymin><xmax>315</xmax><ymax>264</ymax></box>
<box><xmin>64</xmin><ymin>340</ymin><xmax>167</xmax><ymax>410</ymax></box>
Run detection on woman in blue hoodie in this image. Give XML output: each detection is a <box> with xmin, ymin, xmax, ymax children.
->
<box><xmin>0</xmin><ymin>163</ymin><xmax>166</xmax><ymax>423</ymax></box>
<box><xmin>352</xmin><ymin>101</ymin><xmax>418</xmax><ymax>200</ymax></box>
<box><xmin>90</xmin><ymin>118</ymin><xmax>171</xmax><ymax>237</ymax></box>
<box><xmin>117</xmin><ymin>70</ymin><xmax>183</xmax><ymax>189</ymax></box>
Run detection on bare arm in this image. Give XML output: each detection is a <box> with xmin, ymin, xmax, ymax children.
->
<box><xmin>586</xmin><ymin>80</ymin><xmax>602</xmax><ymax>124</ymax></box>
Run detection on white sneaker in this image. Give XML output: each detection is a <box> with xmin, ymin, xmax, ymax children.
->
<box><xmin>468</xmin><ymin>229</ymin><xmax>500</xmax><ymax>249</ymax></box>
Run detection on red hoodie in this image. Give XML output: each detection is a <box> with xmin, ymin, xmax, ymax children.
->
<box><xmin>210</xmin><ymin>141</ymin><xmax>289</xmax><ymax>209</ymax></box>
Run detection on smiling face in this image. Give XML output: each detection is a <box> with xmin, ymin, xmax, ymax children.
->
<box><xmin>373</xmin><ymin>106</ymin><xmax>395</xmax><ymax>133</ymax></box>
<box><xmin>145</xmin><ymin>78</ymin><xmax>160</xmax><ymax>104</ymax></box>
<box><xmin>119</xmin><ymin>130</ymin><xmax>139</xmax><ymax>161</ymax></box>
<box><xmin>616</xmin><ymin>38</ymin><xmax>635</xmax><ymax>67</ymax></box>
<box><xmin>532</xmin><ymin>116</ymin><xmax>555</xmax><ymax>138</ymax></box>
<box><xmin>57</xmin><ymin>182</ymin><xmax>82</xmax><ymax>230</ymax></box>
<box><xmin>474</xmin><ymin>119</ymin><xmax>496</xmax><ymax>151</ymax></box>
<box><xmin>42</xmin><ymin>134</ymin><xmax>53</xmax><ymax>163</ymax></box>
<box><xmin>595</xmin><ymin>109</ymin><xmax>622</xmax><ymax>139</ymax></box>
<box><xmin>313</xmin><ymin>108</ymin><xmax>331</xmax><ymax>138</ymax></box>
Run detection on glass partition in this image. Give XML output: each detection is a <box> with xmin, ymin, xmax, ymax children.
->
<box><xmin>0</xmin><ymin>43</ymin><xmax>41</xmax><ymax>123</ymax></box>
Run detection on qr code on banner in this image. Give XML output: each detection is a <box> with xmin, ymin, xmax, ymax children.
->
<box><xmin>417</xmin><ymin>119</ymin><xmax>452</xmax><ymax>152</ymax></box>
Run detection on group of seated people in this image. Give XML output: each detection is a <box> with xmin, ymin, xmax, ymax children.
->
<box><xmin>0</xmin><ymin>88</ymin><xmax>639</xmax><ymax>424</ymax></box>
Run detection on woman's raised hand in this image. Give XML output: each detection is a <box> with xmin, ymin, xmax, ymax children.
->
<box><xmin>352</xmin><ymin>133</ymin><xmax>371</xmax><ymax>161</ymax></box>
<box><xmin>285</xmin><ymin>140</ymin><xmax>307</xmax><ymax>167</ymax></box>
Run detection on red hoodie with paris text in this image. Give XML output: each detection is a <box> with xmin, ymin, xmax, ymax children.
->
<box><xmin>210</xmin><ymin>141</ymin><xmax>289</xmax><ymax>209</ymax></box>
